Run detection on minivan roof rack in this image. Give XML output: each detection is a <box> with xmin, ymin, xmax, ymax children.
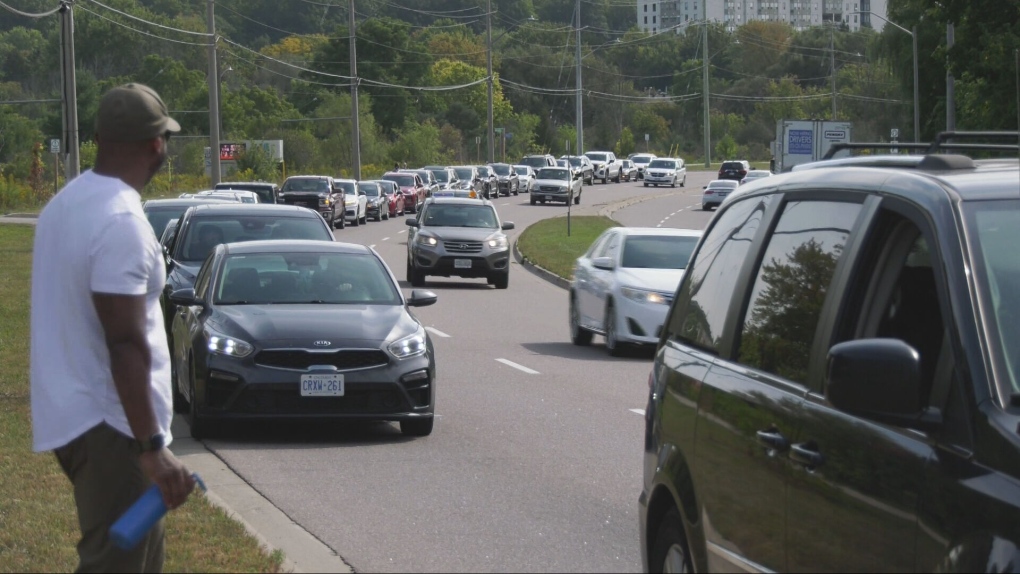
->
<box><xmin>823</xmin><ymin>130</ymin><xmax>1020</xmax><ymax>160</ymax></box>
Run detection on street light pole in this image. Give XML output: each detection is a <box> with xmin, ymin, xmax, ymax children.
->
<box><xmin>575</xmin><ymin>0</ymin><xmax>583</xmax><ymax>157</ymax></box>
<box><xmin>349</xmin><ymin>0</ymin><xmax>361</xmax><ymax>180</ymax></box>
<box><xmin>830</xmin><ymin>23</ymin><xmax>837</xmax><ymax>119</ymax></box>
<box><xmin>486</xmin><ymin>0</ymin><xmax>494</xmax><ymax>164</ymax></box>
<box><xmin>946</xmin><ymin>22</ymin><xmax>955</xmax><ymax>131</ymax></box>
<box><xmin>206</xmin><ymin>0</ymin><xmax>221</xmax><ymax>184</ymax></box>
<box><xmin>850</xmin><ymin>11</ymin><xmax>919</xmax><ymax>142</ymax></box>
<box><xmin>60</xmin><ymin>1</ymin><xmax>80</xmax><ymax>180</ymax></box>
<box><xmin>702</xmin><ymin>1</ymin><xmax>710</xmax><ymax>168</ymax></box>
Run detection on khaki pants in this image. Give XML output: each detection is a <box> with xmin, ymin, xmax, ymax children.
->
<box><xmin>54</xmin><ymin>423</ymin><xmax>165</xmax><ymax>573</ymax></box>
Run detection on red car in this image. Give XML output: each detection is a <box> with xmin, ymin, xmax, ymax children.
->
<box><xmin>382</xmin><ymin>171</ymin><xmax>426</xmax><ymax>214</ymax></box>
<box><xmin>374</xmin><ymin>179</ymin><xmax>406</xmax><ymax>218</ymax></box>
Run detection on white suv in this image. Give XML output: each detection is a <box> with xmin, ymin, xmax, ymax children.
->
<box><xmin>584</xmin><ymin>151</ymin><xmax>622</xmax><ymax>184</ymax></box>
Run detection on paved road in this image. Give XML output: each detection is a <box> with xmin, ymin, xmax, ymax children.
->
<box><xmin>180</xmin><ymin>170</ymin><xmax>719</xmax><ymax>572</ymax></box>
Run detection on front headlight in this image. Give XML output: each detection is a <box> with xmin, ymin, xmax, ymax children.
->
<box><xmin>416</xmin><ymin>234</ymin><xmax>438</xmax><ymax>246</ymax></box>
<box><xmin>388</xmin><ymin>328</ymin><xmax>427</xmax><ymax>359</ymax></box>
<box><xmin>620</xmin><ymin>287</ymin><xmax>668</xmax><ymax>305</ymax></box>
<box><xmin>487</xmin><ymin>236</ymin><xmax>508</xmax><ymax>250</ymax></box>
<box><xmin>204</xmin><ymin>326</ymin><xmax>253</xmax><ymax>357</ymax></box>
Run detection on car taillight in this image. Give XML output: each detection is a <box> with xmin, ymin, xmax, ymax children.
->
<box><xmin>705</xmin><ymin>190</ymin><xmax>714</xmax><ymax>195</ymax></box>
<box><xmin>740</xmin><ymin>170</ymin><xmax>747</xmax><ymax>177</ymax></box>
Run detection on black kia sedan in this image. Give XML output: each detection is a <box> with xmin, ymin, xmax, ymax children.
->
<box><xmin>168</xmin><ymin>240</ymin><xmax>438</xmax><ymax>438</ymax></box>
<box><xmin>161</xmin><ymin>204</ymin><xmax>334</xmax><ymax>337</ymax></box>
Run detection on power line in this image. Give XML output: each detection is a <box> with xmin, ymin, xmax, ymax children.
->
<box><xmin>217</xmin><ymin>2</ymin><xmax>349</xmax><ymax>40</ymax></box>
<box><xmin>84</xmin><ymin>0</ymin><xmax>211</xmax><ymax>36</ymax></box>
<box><xmin>0</xmin><ymin>0</ymin><xmax>61</xmax><ymax>18</ymax></box>
<box><xmin>76</xmin><ymin>5</ymin><xmax>212</xmax><ymax>46</ymax></box>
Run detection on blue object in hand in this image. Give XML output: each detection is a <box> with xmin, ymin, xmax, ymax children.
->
<box><xmin>110</xmin><ymin>473</ymin><xmax>206</xmax><ymax>550</ymax></box>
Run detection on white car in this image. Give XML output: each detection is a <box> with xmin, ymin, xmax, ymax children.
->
<box><xmin>740</xmin><ymin>169</ymin><xmax>773</xmax><ymax>185</ymax></box>
<box><xmin>701</xmin><ymin>179</ymin><xmax>739</xmax><ymax>210</ymax></box>
<box><xmin>179</xmin><ymin>190</ymin><xmax>251</xmax><ymax>203</ymax></box>
<box><xmin>569</xmin><ymin>227</ymin><xmax>703</xmax><ymax>355</ymax></box>
<box><xmin>335</xmin><ymin>178</ymin><xmax>368</xmax><ymax>226</ymax></box>
<box><xmin>530</xmin><ymin>166</ymin><xmax>582</xmax><ymax>205</ymax></box>
<box><xmin>630</xmin><ymin>153</ymin><xmax>657</xmax><ymax>179</ymax></box>
<box><xmin>513</xmin><ymin>165</ymin><xmax>536</xmax><ymax>193</ymax></box>
<box><xmin>643</xmin><ymin>158</ymin><xmax>686</xmax><ymax>187</ymax></box>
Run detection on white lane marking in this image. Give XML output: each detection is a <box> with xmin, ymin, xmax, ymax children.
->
<box><xmin>398</xmin><ymin>230</ymin><xmax>407</xmax><ymax>234</ymax></box>
<box><xmin>501</xmin><ymin>202</ymin><xmax>510</xmax><ymax>206</ymax></box>
<box><xmin>630</xmin><ymin>408</ymin><xmax>646</xmax><ymax>416</ymax></box>
<box><xmin>382</xmin><ymin>237</ymin><xmax>390</xmax><ymax>241</ymax></box>
<box><xmin>425</xmin><ymin>327</ymin><xmax>450</xmax><ymax>338</ymax></box>
<box><xmin>495</xmin><ymin>358</ymin><xmax>540</xmax><ymax>375</ymax></box>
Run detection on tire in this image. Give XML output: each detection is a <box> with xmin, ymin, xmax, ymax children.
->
<box><xmin>409</xmin><ymin>263</ymin><xmax>426</xmax><ymax>287</ymax></box>
<box><xmin>569</xmin><ymin>296</ymin><xmax>593</xmax><ymax>346</ymax></box>
<box><xmin>573</xmin><ymin>191</ymin><xmax>581</xmax><ymax>205</ymax></box>
<box><xmin>604</xmin><ymin>302</ymin><xmax>624</xmax><ymax>357</ymax></box>
<box><xmin>351</xmin><ymin>213</ymin><xmax>359</xmax><ymax>227</ymax></box>
<box><xmin>335</xmin><ymin>209</ymin><xmax>345</xmax><ymax>229</ymax></box>
<box><xmin>644</xmin><ymin>182</ymin><xmax>649</xmax><ymax>187</ymax></box>
<box><xmin>649</xmin><ymin>508</ymin><xmax>692</xmax><ymax>574</ymax></box>
<box><xmin>530</xmin><ymin>196</ymin><xmax>537</xmax><ymax>205</ymax></box>
<box><xmin>603</xmin><ymin>176</ymin><xmax>608</xmax><ymax>184</ymax></box>
<box><xmin>493</xmin><ymin>270</ymin><xmax>509</xmax><ymax>289</ymax></box>
<box><xmin>671</xmin><ymin>178</ymin><xmax>676</xmax><ymax>188</ymax></box>
<box><xmin>375</xmin><ymin>211</ymin><xmax>382</xmax><ymax>222</ymax></box>
<box><xmin>702</xmin><ymin>204</ymin><xmax>710</xmax><ymax>211</ymax></box>
<box><xmin>613</xmin><ymin>171</ymin><xmax>621</xmax><ymax>183</ymax></box>
<box><xmin>400</xmin><ymin>417</ymin><xmax>434</xmax><ymax>437</ymax></box>
<box><xmin>360</xmin><ymin>212</ymin><xmax>367</xmax><ymax>225</ymax></box>
<box><xmin>681</xmin><ymin>175</ymin><xmax>686</xmax><ymax>187</ymax></box>
<box><xmin>187</xmin><ymin>357</ymin><xmax>215</xmax><ymax>440</ymax></box>
<box><xmin>171</xmin><ymin>347</ymin><xmax>187</xmax><ymax>414</ymax></box>
<box><xmin>513</xmin><ymin>184</ymin><xmax>519</xmax><ymax>196</ymax></box>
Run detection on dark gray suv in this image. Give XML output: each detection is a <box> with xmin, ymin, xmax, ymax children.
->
<box><xmin>405</xmin><ymin>198</ymin><xmax>515</xmax><ymax>289</ymax></box>
<box><xmin>640</xmin><ymin>134</ymin><xmax>1020</xmax><ymax>573</ymax></box>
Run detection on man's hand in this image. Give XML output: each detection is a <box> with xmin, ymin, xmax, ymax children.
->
<box><xmin>139</xmin><ymin>449</ymin><xmax>196</xmax><ymax>509</ymax></box>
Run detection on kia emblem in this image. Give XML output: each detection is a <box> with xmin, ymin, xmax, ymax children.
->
<box><xmin>313</xmin><ymin>340</ymin><xmax>331</xmax><ymax>347</ymax></box>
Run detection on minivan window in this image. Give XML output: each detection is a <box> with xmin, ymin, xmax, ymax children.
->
<box><xmin>667</xmin><ymin>195</ymin><xmax>773</xmax><ymax>352</ymax></box>
<box><xmin>737</xmin><ymin>201</ymin><xmax>862</xmax><ymax>384</ymax></box>
<box><xmin>648</xmin><ymin>159</ymin><xmax>676</xmax><ymax>169</ymax></box>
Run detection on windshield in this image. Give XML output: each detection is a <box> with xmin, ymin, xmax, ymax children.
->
<box><xmin>566</xmin><ymin>157</ymin><xmax>583</xmax><ymax>166</ymax></box>
<box><xmin>520</xmin><ymin>157</ymin><xmax>547</xmax><ymax>168</ymax></box>
<box><xmin>144</xmin><ymin>206</ymin><xmax>188</xmax><ymax>238</ymax></box>
<box><xmin>360</xmin><ymin>183</ymin><xmax>380</xmax><ymax>197</ymax></box>
<box><xmin>632</xmin><ymin>155</ymin><xmax>654</xmax><ymax>163</ymax></box>
<box><xmin>421</xmin><ymin>204</ymin><xmax>498</xmax><ymax>228</ymax></box>
<box><xmin>621</xmin><ymin>235</ymin><xmax>700</xmax><ymax>270</ymax></box>
<box><xmin>383</xmin><ymin>174</ymin><xmax>415</xmax><ymax>187</ymax></box>
<box><xmin>537</xmin><ymin>168</ymin><xmax>570</xmax><ymax>181</ymax></box>
<box><xmin>454</xmin><ymin>167</ymin><xmax>474</xmax><ymax>179</ymax></box>
<box><xmin>335</xmin><ymin>181</ymin><xmax>356</xmax><ymax>195</ymax></box>
<box><xmin>513</xmin><ymin>166</ymin><xmax>530</xmax><ymax>176</ymax></box>
<box><xmin>282</xmin><ymin>178</ymin><xmax>329</xmax><ymax>193</ymax></box>
<box><xmin>648</xmin><ymin>159</ymin><xmax>676</xmax><ymax>169</ymax></box>
<box><xmin>175</xmin><ymin>216</ymin><xmax>330</xmax><ymax>263</ymax></box>
<box><xmin>477</xmin><ymin>166</ymin><xmax>492</xmax><ymax>176</ymax></box>
<box><xmin>585</xmin><ymin>153</ymin><xmax>607</xmax><ymax>162</ymax></box>
<box><xmin>491</xmin><ymin>165</ymin><xmax>511</xmax><ymax>176</ymax></box>
<box><xmin>215</xmin><ymin>252</ymin><xmax>400</xmax><ymax>305</ymax></box>
<box><xmin>433</xmin><ymin>170</ymin><xmax>451</xmax><ymax>183</ymax></box>
<box><xmin>964</xmin><ymin>201</ymin><xmax>1020</xmax><ymax>393</ymax></box>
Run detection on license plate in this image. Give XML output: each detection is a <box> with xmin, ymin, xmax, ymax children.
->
<box><xmin>300</xmin><ymin>374</ymin><xmax>344</xmax><ymax>396</ymax></box>
<box><xmin>454</xmin><ymin>258</ymin><xmax>472</xmax><ymax>269</ymax></box>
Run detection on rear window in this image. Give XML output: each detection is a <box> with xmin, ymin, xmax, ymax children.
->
<box><xmin>360</xmin><ymin>182</ymin><xmax>380</xmax><ymax>196</ymax></box>
<box><xmin>585</xmin><ymin>153</ymin><xmax>608</xmax><ymax>162</ymax></box>
<box><xmin>175</xmin><ymin>215</ymin><xmax>331</xmax><ymax>263</ymax></box>
<box><xmin>621</xmin><ymin>235</ymin><xmax>700</xmax><ymax>270</ymax></box>
<box><xmin>433</xmin><ymin>170</ymin><xmax>451</xmax><ymax>183</ymax></box>
<box><xmin>282</xmin><ymin>178</ymin><xmax>329</xmax><ymax>192</ymax></box>
<box><xmin>722</xmin><ymin>162</ymin><xmax>746</xmax><ymax>170</ymax></box>
<box><xmin>491</xmin><ymin>165</ymin><xmax>511</xmax><ymax>175</ymax></box>
<box><xmin>144</xmin><ymin>206</ymin><xmax>186</xmax><ymax>238</ymax></box>
<box><xmin>454</xmin><ymin>167</ymin><xmax>474</xmax><ymax>179</ymax></box>
<box><xmin>520</xmin><ymin>157</ymin><xmax>549</xmax><ymax>168</ymax></box>
<box><xmin>336</xmin><ymin>181</ymin><xmax>356</xmax><ymax>195</ymax></box>
<box><xmin>383</xmin><ymin>174</ymin><xmax>415</xmax><ymax>187</ymax></box>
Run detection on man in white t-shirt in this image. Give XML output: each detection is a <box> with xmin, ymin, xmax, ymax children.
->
<box><xmin>31</xmin><ymin>83</ymin><xmax>196</xmax><ymax>572</ymax></box>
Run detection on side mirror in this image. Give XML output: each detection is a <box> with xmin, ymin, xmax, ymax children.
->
<box><xmin>592</xmin><ymin>256</ymin><xmax>616</xmax><ymax>271</ymax></box>
<box><xmin>407</xmin><ymin>289</ymin><xmax>438</xmax><ymax>307</ymax></box>
<box><xmin>405</xmin><ymin>217</ymin><xmax>419</xmax><ymax>227</ymax></box>
<box><xmin>501</xmin><ymin>222</ymin><xmax>515</xmax><ymax>230</ymax></box>
<box><xmin>168</xmin><ymin>288</ymin><xmax>202</xmax><ymax>307</ymax></box>
<box><xmin>825</xmin><ymin>339</ymin><xmax>940</xmax><ymax>430</ymax></box>
<box><xmin>702</xmin><ymin>185</ymin><xmax>708</xmax><ymax>189</ymax></box>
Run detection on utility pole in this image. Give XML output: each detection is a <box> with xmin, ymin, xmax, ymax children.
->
<box><xmin>486</xmin><ymin>0</ymin><xmax>494</xmax><ymax>164</ymax></box>
<box><xmin>60</xmin><ymin>1</ymin><xmax>80</xmax><ymax>180</ymax></box>
<box><xmin>913</xmin><ymin>25</ymin><xmax>919</xmax><ymax>142</ymax></box>
<box><xmin>206</xmin><ymin>0</ymin><xmax>221</xmax><ymax>184</ymax></box>
<box><xmin>349</xmin><ymin>0</ymin><xmax>361</xmax><ymax>180</ymax></box>
<box><xmin>575</xmin><ymin>0</ymin><xmax>583</xmax><ymax>157</ymax></box>
<box><xmin>830</xmin><ymin>23</ymin><xmax>837</xmax><ymax>119</ymax></box>
<box><xmin>702</xmin><ymin>0</ymin><xmax>710</xmax><ymax>167</ymax></box>
<box><xmin>946</xmin><ymin>22</ymin><xmax>955</xmax><ymax>131</ymax></box>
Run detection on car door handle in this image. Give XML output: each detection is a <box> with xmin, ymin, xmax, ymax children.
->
<box><xmin>755</xmin><ymin>429</ymin><xmax>789</xmax><ymax>451</ymax></box>
<box><xmin>790</xmin><ymin>442</ymin><xmax>824</xmax><ymax>469</ymax></box>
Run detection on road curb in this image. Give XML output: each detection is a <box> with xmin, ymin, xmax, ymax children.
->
<box><xmin>515</xmin><ymin>186</ymin><xmax>690</xmax><ymax>291</ymax></box>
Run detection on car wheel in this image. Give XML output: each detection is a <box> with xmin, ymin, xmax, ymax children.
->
<box><xmin>410</xmin><ymin>264</ymin><xmax>426</xmax><ymax>287</ymax></box>
<box><xmin>513</xmin><ymin>184</ymin><xmax>519</xmax><ymax>196</ymax></box>
<box><xmin>188</xmin><ymin>356</ymin><xmax>215</xmax><ymax>440</ymax></box>
<box><xmin>574</xmin><ymin>191</ymin><xmax>581</xmax><ymax>205</ymax></box>
<box><xmin>671</xmin><ymin>178</ymin><xmax>676</xmax><ymax>188</ymax></box>
<box><xmin>171</xmin><ymin>345</ymin><xmax>187</xmax><ymax>414</ymax></box>
<box><xmin>493</xmin><ymin>270</ymin><xmax>509</xmax><ymax>289</ymax></box>
<box><xmin>375</xmin><ymin>211</ymin><xmax>382</xmax><ymax>222</ymax></box>
<box><xmin>400</xmin><ymin>416</ymin><xmax>434</xmax><ymax>437</ymax></box>
<box><xmin>681</xmin><ymin>175</ymin><xmax>686</xmax><ymax>187</ymax></box>
<box><xmin>569</xmin><ymin>296</ymin><xmax>593</xmax><ymax>346</ymax></box>
<box><xmin>702</xmin><ymin>204</ymin><xmax>710</xmax><ymax>211</ymax></box>
<box><xmin>530</xmin><ymin>196</ymin><xmax>536</xmax><ymax>205</ymax></box>
<box><xmin>644</xmin><ymin>182</ymin><xmax>649</xmax><ymax>187</ymax></box>
<box><xmin>604</xmin><ymin>302</ymin><xmax>624</xmax><ymax>357</ymax></box>
<box><xmin>650</xmin><ymin>508</ymin><xmax>692</xmax><ymax>574</ymax></box>
<box><xmin>360</xmin><ymin>213</ymin><xmax>367</xmax><ymax>225</ymax></box>
<box><xmin>603</xmin><ymin>176</ymin><xmax>608</xmax><ymax>184</ymax></box>
<box><xmin>351</xmin><ymin>214</ymin><xmax>359</xmax><ymax>227</ymax></box>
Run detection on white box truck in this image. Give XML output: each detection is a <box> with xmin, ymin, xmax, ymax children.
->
<box><xmin>773</xmin><ymin>120</ymin><xmax>853</xmax><ymax>172</ymax></box>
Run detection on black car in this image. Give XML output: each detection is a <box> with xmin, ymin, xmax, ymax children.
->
<box><xmin>358</xmin><ymin>180</ymin><xmax>390</xmax><ymax>221</ymax></box>
<box><xmin>716</xmin><ymin>159</ymin><xmax>750</xmax><ymax>181</ymax></box>
<box><xmin>640</xmin><ymin>137</ymin><xmax>1020</xmax><ymax>572</ymax></box>
<box><xmin>278</xmin><ymin>175</ymin><xmax>345</xmax><ymax>229</ymax></box>
<box><xmin>475</xmin><ymin>165</ymin><xmax>498</xmax><ymax>199</ymax></box>
<box><xmin>168</xmin><ymin>240</ymin><xmax>438</xmax><ymax>438</ymax></box>
<box><xmin>451</xmin><ymin>166</ymin><xmax>486</xmax><ymax>197</ymax></box>
<box><xmin>487</xmin><ymin>163</ymin><xmax>520</xmax><ymax>196</ymax></box>
<box><xmin>143</xmin><ymin>197</ymin><xmax>237</xmax><ymax>239</ymax></box>
<box><xmin>161</xmin><ymin>204</ymin><xmax>334</xmax><ymax>339</ymax></box>
<box><xmin>214</xmin><ymin>181</ymin><xmax>280</xmax><ymax>204</ymax></box>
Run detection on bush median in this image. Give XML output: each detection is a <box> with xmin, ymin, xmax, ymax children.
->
<box><xmin>0</xmin><ymin>225</ymin><xmax>282</xmax><ymax>573</ymax></box>
<box><xmin>516</xmin><ymin>215</ymin><xmax>618</xmax><ymax>281</ymax></box>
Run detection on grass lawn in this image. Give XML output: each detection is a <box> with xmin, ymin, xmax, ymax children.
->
<box><xmin>0</xmin><ymin>225</ymin><xmax>282</xmax><ymax>573</ymax></box>
<box><xmin>516</xmin><ymin>215</ymin><xmax>618</xmax><ymax>280</ymax></box>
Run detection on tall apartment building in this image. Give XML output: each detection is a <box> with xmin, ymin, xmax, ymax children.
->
<box><xmin>643</xmin><ymin>0</ymin><xmax>886</xmax><ymax>34</ymax></box>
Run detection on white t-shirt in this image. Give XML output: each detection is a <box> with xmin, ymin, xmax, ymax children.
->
<box><xmin>30</xmin><ymin>170</ymin><xmax>173</xmax><ymax>452</ymax></box>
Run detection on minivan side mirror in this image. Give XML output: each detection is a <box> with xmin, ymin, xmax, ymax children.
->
<box><xmin>501</xmin><ymin>222</ymin><xmax>515</xmax><ymax>230</ymax></box>
<box><xmin>592</xmin><ymin>256</ymin><xmax>616</xmax><ymax>270</ymax></box>
<box><xmin>825</xmin><ymin>339</ymin><xmax>941</xmax><ymax>430</ymax></box>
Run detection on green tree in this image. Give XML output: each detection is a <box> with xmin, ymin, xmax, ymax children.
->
<box><xmin>389</xmin><ymin>120</ymin><xmax>443</xmax><ymax>166</ymax></box>
<box><xmin>615</xmin><ymin>127</ymin><xmax>636</xmax><ymax>157</ymax></box>
<box><xmin>715</xmin><ymin>134</ymin><xmax>738</xmax><ymax>160</ymax></box>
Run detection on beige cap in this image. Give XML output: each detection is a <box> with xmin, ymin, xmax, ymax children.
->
<box><xmin>95</xmin><ymin>83</ymin><xmax>181</xmax><ymax>142</ymax></box>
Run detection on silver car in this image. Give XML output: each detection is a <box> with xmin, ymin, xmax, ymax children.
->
<box><xmin>569</xmin><ymin>227</ymin><xmax>703</xmax><ymax>355</ymax></box>
<box><xmin>701</xmin><ymin>179</ymin><xmax>739</xmax><ymax>210</ymax></box>
<box><xmin>530</xmin><ymin>166</ymin><xmax>582</xmax><ymax>205</ymax></box>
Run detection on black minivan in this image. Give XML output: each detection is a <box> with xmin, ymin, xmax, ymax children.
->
<box><xmin>640</xmin><ymin>138</ymin><xmax>1020</xmax><ymax>572</ymax></box>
